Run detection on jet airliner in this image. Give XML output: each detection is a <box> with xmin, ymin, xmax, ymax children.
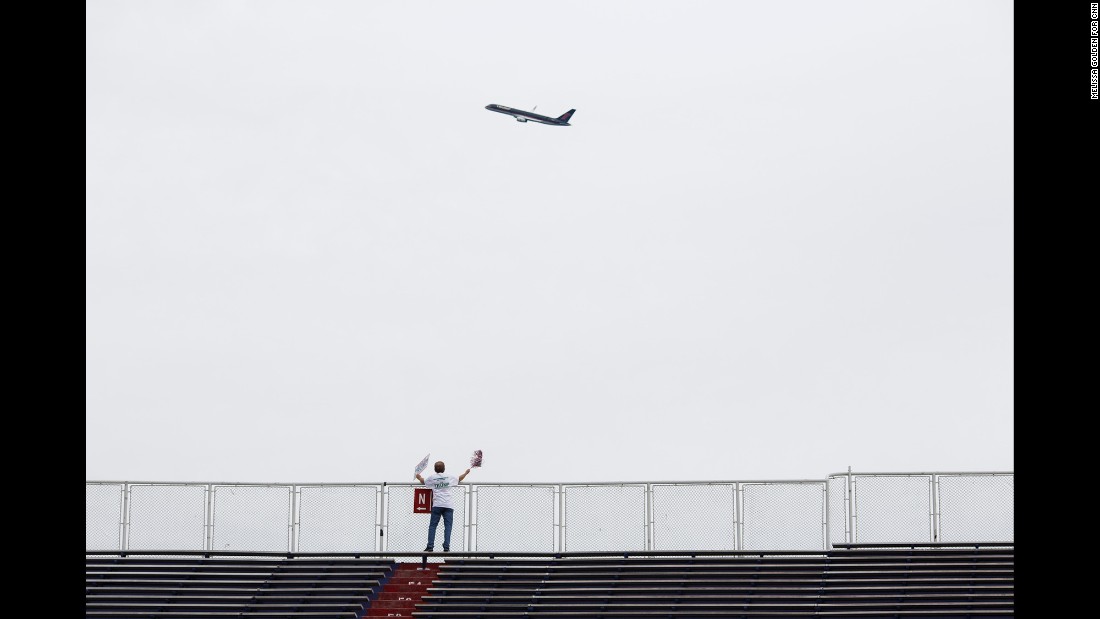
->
<box><xmin>486</xmin><ymin>104</ymin><xmax>575</xmax><ymax>126</ymax></box>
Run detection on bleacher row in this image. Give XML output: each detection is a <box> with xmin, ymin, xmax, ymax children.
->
<box><xmin>86</xmin><ymin>545</ymin><xmax>1013</xmax><ymax>618</ymax></box>
<box><xmin>86</xmin><ymin>557</ymin><xmax>392</xmax><ymax>618</ymax></box>
<box><xmin>420</xmin><ymin>546</ymin><xmax>1014</xmax><ymax>617</ymax></box>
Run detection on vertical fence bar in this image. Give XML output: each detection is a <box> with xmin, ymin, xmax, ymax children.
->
<box><xmin>467</xmin><ymin>485</ymin><xmax>476</xmax><ymax>551</ymax></box>
<box><xmin>926</xmin><ymin>476</ymin><xmax>934</xmax><ymax>543</ymax></box>
<box><xmin>378</xmin><ymin>483</ymin><xmax>387</xmax><ymax>552</ymax></box>
<box><xmin>204</xmin><ymin>484</ymin><xmax>214</xmax><ymax>552</ymax></box>
<box><xmin>821</xmin><ymin>483</ymin><xmax>828</xmax><ymax>550</ymax></box>
<box><xmin>846</xmin><ymin>469</ymin><xmax>855</xmax><ymax>544</ymax></box>
<box><xmin>931</xmin><ymin>474</ymin><xmax>940</xmax><ymax>543</ymax></box>
<box><xmin>733</xmin><ymin>482</ymin><xmax>741</xmax><ymax>551</ymax></box>
<box><xmin>558</xmin><ymin>484</ymin><xmax>565</xmax><ymax>552</ymax></box>
<box><xmin>289</xmin><ymin>485</ymin><xmax>299</xmax><ymax>553</ymax></box>
<box><xmin>120</xmin><ymin>483</ymin><xmax>131</xmax><ymax>552</ymax></box>
<box><xmin>553</xmin><ymin>485</ymin><xmax>562</xmax><ymax>554</ymax></box>
<box><xmin>644</xmin><ymin>483</ymin><xmax>653</xmax><ymax>551</ymax></box>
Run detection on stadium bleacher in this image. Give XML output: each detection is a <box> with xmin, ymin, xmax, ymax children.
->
<box><xmin>417</xmin><ymin>544</ymin><xmax>1014</xmax><ymax>618</ymax></box>
<box><xmin>85</xmin><ymin>556</ymin><xmax>394</xmax><ymax>618</ymax></box>
<box><xmin>85</xmin><ymin>544</ymin><xmax>1013</xmax><ymax>618</ymax></box>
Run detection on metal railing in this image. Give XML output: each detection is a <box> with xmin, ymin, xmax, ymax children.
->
<box><xmin>86</xmin><ymin>471</ymin><xmax>1012</xmax><ymax>553</ymax></box>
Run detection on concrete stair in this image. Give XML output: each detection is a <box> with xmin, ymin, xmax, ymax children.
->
<box><xmin>364</xmin><ymin>563</ymin><xmax>440</xmax><ymax>618</ymax></box>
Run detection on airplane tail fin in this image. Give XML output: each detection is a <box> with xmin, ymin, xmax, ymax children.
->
<box><xmin>557</xmin><ymin>109</ymin><xmax>575</xmax><ymax>122</ymax></box>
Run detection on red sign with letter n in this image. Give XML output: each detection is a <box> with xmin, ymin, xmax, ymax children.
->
<box><xmin>413</xmin><ymin>487</ymin><xmax>433</xmax><ymax>513</ymax></box>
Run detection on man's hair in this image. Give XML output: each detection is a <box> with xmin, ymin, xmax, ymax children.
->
<box><xmin>434</xmin><ymin>461</ymin><xmax>445</xmax><ymax>473</ymax></box>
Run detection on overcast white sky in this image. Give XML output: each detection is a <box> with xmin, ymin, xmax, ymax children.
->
<box><xmin>86</xmin><ymin>1</ymin><xmax>1013</xmax><ymax>485</ymax></box>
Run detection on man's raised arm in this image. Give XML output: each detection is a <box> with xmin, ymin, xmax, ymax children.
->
<box><xmin>458</xmin><ymin>468</ymin><xmax>472</xmax><ymax>482</ymax></box>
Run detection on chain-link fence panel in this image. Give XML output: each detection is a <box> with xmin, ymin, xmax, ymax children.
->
<box><xmin>296</xmin><ymin>485</ymin><xmax>380</xmax><ymax>552</ymax></box>
<box><xmin>127</xmin><ymin>484</ymin><xmax>207</xmax><ymax>550</ymax></box>
<box><xmin>740</xmin><ymin>482</ymin><xmax>826</xmax><ymax>551</ymax></box>
<box><xmin>827</xmin><ymin>475</ymin><xmax>849</xmax><ymax>547</ymax></box>
<box><xmin>211</xmin><ymin>485</ymin><xmax>292</xmax><ymax>551</ymax></box>
<box><xmin>88</xmin><ymin>473</ymin><xmax>1015</xmax><ymax>553</ymax></box>
<box><xmin>853</xmin><ymin>474</ymin><xmax>932</xmax><ymax>544</ymax></box>
<box><xmin>937</xmin><ymin>474</ymin><xmax>1013</xmax><ymax>543</ymax></box>
<box><xmin>384</xmin><ymin>484</ymin><xmax>467</xmax><ymax>559</ymax></box>
<box><xmin>563</xmin><ymin>484</ymin><xmax>646</xmax><ymax>552</ymax></box>
<box><xmin>472</xmin><ymin>485</ymin><xmax>556</xmax><ymax>552</ymax></box>
<box><xmin>86</xmin><ymin>483</ymin><xmax>124</xmax><ymax>550</ymax></box>
<box><xmin>651</xmin><ymin>483</ymin><xmax>736</xmax><ymax>551</ymax></box>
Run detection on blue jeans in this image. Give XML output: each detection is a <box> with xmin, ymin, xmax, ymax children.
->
<box><xmin>425</xmin><ymin>506</ymin><xmax>454</xmax><ymax>551</ymax></box>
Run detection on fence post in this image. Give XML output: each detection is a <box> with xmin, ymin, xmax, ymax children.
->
<box><xmin>468</xmin><ymin>485</ymin><xmax>476</xmax><ymax>551</ymax></box>
<box><xmin>846</xmin><ymin>468</ymin><xmax>855</xmax><ymax>544</ymax></box>
<box><xmin>733</xmin><ymin>482</ymin><xmax>741</xmax><ymax>551</ymax></box>
<box><xmin>118</xmin><ymin>483</ymin><xmax>129</xmax><ymax>551</ymax></box>
<box><xmin>289</xmin><ymin>485</ymin><xmax>299</xmax><ymax>553</ymax></box>
<box><xmin>120</xmin><ymin>483</ymin><xmax>131</xmax><ymax>552</ymax></box>
<box><xmin>931</xmin><ymin>474</ymin><xmax>940</xmax><ymax>543</ymax></box>
<box><xmin>204</xmin><ymin>484</ymin><xmax>214</xmax><ymax>552</ymax></box>
<box><xmin>378</xmin><ymin>483</ymin><xmax>387</xmax><ymax>553</ymax></box>
<box><xmin>644</xmin><ymin>483</ymin><xmax>653</xmax><ymax>551</ymax></box>
<box><xmin>558</xmin><ymin>484</ymin><xmax>565</xmax><ymax>552</ymax></box>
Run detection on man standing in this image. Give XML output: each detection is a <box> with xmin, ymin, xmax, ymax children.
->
<box><xmin>415</xmin><ymin>461</ymin><xmax>471</xmax><ymax>552</ymax></box>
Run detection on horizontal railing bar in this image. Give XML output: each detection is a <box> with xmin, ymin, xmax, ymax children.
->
<box><xmin>826</xmin><ymin>472</ymin><xmax>1013</xmax><ymax>478</ymax></box>
<box><xmin>86</xmin><ymin>481</ymin><xmax>386</xmax><ymax>486</ymax></box>
<box><xmin>89</xmin><ymin>475</ymin><xmax>1011</xmax><ymax>486</ymax></box>
<box><xmin>87</xmin><ymin>479</ymin><xmax>827</xmax><ymax>486</ymax></box>
<box><xmin>832</xmin><ymin>542</ymin><xmax>1014</xmax><ymax>548</ymax></box>
<box><xmin>86</xmin><ymin>546</ymin><xmax>1009</xmax><ymax>558</ymax></box>
<box><xmin>89</xmin><ymin>550</ymin><xmax>831</xmax><ymax>558</ymax></box>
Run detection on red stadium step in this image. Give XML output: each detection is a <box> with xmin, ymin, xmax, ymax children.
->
<box><xmin>365</xmin><ymin>563</ymin><xmax>440</xmax><ymax>618</ymax></box>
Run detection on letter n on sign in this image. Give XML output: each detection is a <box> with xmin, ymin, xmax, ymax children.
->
<box><xmin>413</xmin><ymin>487</ymin><xmax>433</xmax><ymax>513</ymax></box>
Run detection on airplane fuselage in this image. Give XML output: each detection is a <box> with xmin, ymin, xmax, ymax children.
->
<box><xmin>485</xmin><ymin>104</ymin><xmax>573</xmax><ymax>126</ymax></box>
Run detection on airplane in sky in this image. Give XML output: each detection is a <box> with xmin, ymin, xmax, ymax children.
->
<box><xmin>485</xmin><ymin>104</ymin><xmax>575</xmax><ymax>126</ymax></box>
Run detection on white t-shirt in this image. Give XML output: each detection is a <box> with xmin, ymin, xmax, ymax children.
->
<box><xmin>422</xmin><ymin>473</ymin><xmax>460</xmax><ymax>509</ymax></box>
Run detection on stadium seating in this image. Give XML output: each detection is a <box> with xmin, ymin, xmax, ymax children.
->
<box><xmin>85</xmin><ymin>556</ymin><xmax>394</xmax><ymax>619</ymax></box>
<box><xmin>85</xmin><ymin>545</ymin><xmax>1013</xmax><ymax>618</ymax></box>
<box><xmin>416</xmin><ymin>545</ymin><xmax>1014</xmax><ymax>618</ymax></box>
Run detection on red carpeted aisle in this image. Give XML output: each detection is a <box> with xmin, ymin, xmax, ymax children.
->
<box><xmin>365</xmin><ymin>563</ymin><xmax>440</xmax><ymax>617</ymax></box>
